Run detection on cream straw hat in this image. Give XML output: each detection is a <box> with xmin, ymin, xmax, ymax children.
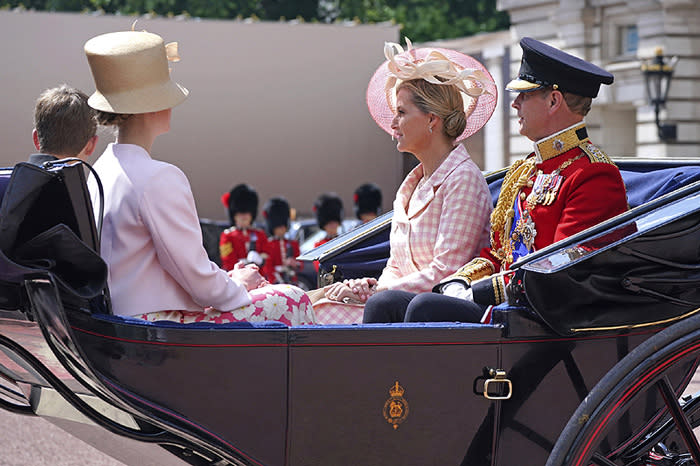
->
<box><xmin>84</xmin><ymin>30</ymin><xmax>189</xmax><ymax>114</ymax></box>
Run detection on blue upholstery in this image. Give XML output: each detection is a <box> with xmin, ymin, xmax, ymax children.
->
<box><xmin>620</xmin><ymin>167</ymin><xmax>700</xmax><ymax>208</ymax></box>
<box><xmin>322</xmin><ymin>227</ymin><xmax>390</xmax><ymax>279</ymax></box>
<box><xmin>93</xmin><ymin>313</ymin><xmax>288</xmax><ymax>329</ymax></box>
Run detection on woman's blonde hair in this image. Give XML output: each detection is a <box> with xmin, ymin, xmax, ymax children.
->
<box><xmin>397</xmin><ymin>79</ymin><xmax>467</xmax><ymax>140</ymax></box>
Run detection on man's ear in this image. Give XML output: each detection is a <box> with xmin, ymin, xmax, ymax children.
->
<box><xmin>548</xmin><ymin>89</ymin><xmax>565</xmax><ymax>113</ymax></box>
<box><xmin>32</xmin><ymin>129</ymin><xmax>41</xmax><ymax>151</ymax></box>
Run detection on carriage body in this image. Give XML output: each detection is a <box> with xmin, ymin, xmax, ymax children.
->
<box><xmin>1</xmin><ymin>158</ymin><xmax>700</xmax><ymax>466</ymax></box>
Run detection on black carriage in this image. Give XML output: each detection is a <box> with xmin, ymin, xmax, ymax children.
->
<box><xmin>1</xmin><ymin>158</ymin><xmax>700</xmax><ymax>466</ymax></box>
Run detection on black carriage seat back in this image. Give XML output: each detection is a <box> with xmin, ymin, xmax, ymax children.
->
<box><xmin>519</xmin><ymin>162</ymin><xmax>700</xmax><ymax>335</ymax></box>
<box><xmin>0</xmin><ymin>161</ymin><xmax>108</xmax><ymax>314</ymax></box>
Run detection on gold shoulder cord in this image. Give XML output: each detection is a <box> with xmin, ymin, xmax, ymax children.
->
<box><xmin>489</xmin><ymin>158</ymin><xmax>537</xmax><ymax>265</ymax></box>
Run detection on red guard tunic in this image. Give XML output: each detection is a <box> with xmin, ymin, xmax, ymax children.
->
<box><xmin>219</xmin><ymin>227</ymin><xmax>269</xmax><ymax>271</ymax></box>
<box><xmin>443</xmin><ymin>123</ymin><xmax>628</xmax><ymax>304</ymax></box>
<box><xmin>263</xmin><ymin>237</ymin><xmax>301</xmax><ymax>284</ymax></box>
<box><xmin>312</xmin><ymin>235</ymin><xmax>337</xmax><ymax>273</ymax></box>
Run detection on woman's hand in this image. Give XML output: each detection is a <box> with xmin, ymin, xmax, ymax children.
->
<box><xmin>229</xmin><ymin>262</ymin><xmax>269</xmax><ymax>291</ymax></box>
<box><xmin>347</xmin><ymin>277</ymin><xmax>378</xmax><ymax>302</ymax></box>
<box><xmin>324</xmin><ymin>277</ymin><xmax>378</xmax><ymax>303</ymax></box>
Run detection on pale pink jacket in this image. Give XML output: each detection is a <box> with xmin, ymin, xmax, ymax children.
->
<box><xmin>377</xmin><ymin>144</ymin><xmax>492</xmax><ymax>292</ymax></box>
<box><xmin>88</xmin><ymin>143</ymin><xmax>251</xmax><ymax>316</ymax></box>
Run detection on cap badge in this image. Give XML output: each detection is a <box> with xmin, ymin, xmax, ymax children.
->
<box><xmin>553</xmin><ymin>138</ymin><xmax>565</xmax><ymax>152</ymax></box>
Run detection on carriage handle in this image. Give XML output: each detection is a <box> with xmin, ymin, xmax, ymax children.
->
<box><xmin>474</xmin><ymin>367</ymin><xmax>513</xmax><ymax>400</ymax></box>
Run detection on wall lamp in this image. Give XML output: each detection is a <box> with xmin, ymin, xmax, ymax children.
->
<box><xmin>641</xmin><ymin>47</ymin><xmax>678</xmax><ymax>142</ymax></box>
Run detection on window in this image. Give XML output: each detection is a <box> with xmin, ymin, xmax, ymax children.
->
<box><xmin>619</xmin><ymin>25</ymin><xmax>639</xmax><ymax>56</ymax></box>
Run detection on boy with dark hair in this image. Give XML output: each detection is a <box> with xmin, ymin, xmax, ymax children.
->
<box><xmin>29</xmin><ymin>84</ymin><xmax>98</xmax><ymax>165</ymax></box>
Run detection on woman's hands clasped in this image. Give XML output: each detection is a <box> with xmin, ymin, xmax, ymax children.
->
<box><xmin>324</xmin><ymin>277</ymin><xmax>378</xmax><ymax>304</ymax></box>
<box><xmin>229</xmin><ymin>262</ymin><xmax>269</xmax><ymax>291</ymax></box>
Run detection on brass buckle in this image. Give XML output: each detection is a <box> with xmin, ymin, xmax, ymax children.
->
<box><xmin>483</xmin><ymin>369</ymin><xmax>512</xmax><ymax>400</ymax></box>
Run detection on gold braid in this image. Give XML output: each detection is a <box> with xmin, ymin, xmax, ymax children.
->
<box><xmin>489</xmin><ymin>158</ymin><xmax>537</xmax><ymax>264</ymax></box>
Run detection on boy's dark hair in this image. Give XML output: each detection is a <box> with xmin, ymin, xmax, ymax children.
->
<box><xmin>34</xmin><ymin>85</ymin><xmax>96</xmax><ymax>156</ymax></box>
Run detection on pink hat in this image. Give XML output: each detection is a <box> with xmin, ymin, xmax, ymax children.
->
<box><xmin>366</xmin><ymin>40</ymin><xmax>497</xmax><ymax>142</ymax></box>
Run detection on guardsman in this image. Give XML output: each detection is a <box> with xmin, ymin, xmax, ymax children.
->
<box><xmin>313</xmin><ymin>192</ymin><xmax>344</xmax><ymax>248</ymax></box>
<box><xmin>262</xmin><ymin>197</ymin><xmax>301</xmax><ymax>284</ymax></box>
<box><xmin>364</xmin><ymin>36</ymin><xmax>629</xmax><ymax>323</ymax></box>
<box><xmin>219</xmin><ymin>184</ymin><xmax>269</xmax><ymax>271</ymax></box>
<box><xmin>353</xmin><ymin>183</ymin><xmax>383</xmax><ymax>224</ymax></box>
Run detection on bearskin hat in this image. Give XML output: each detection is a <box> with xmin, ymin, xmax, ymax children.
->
<box><xmin>313</xmin><ymin>192</ymin><xmax>343</xmax><ymax>230</ymax></box>
<box><xmin>222</xmin><ymin>184</ymin><xmax>258</xmax><ymax>224</ymax></box>
<box><xmin>263</xmin><ymin>197</ymin><xmax>291</xmax><ymax>235</ymax></box>
<box><xmin>353</xmin><ymin>183</ymin><xmax>382</xmax><ymax>219</ymax></box>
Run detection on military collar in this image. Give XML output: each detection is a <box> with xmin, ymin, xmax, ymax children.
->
<box><xmin>534</xmin><ymin>122</ymin><xmax>589</xmax><ymax>163</ymax></box>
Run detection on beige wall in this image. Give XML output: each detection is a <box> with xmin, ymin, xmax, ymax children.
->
<box><xmin>0</xmin><ymin>11</ymin><xmax>401</xmax><ymax>220</ymax></box>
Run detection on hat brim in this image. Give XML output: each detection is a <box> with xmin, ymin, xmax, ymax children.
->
<box><xmin>366</xmin><ymin>47</ymin><xmax>497</xmax><ymax>142</ymax></box>
<box><xmin>505</xmin><ymin>78</ymin><xmax>543</xmax><ymax>93</ymax></box>
<box><xmin>89</xmin><ymin>80</ymin><xmax>189</xmax><ymax>114</ymax></box>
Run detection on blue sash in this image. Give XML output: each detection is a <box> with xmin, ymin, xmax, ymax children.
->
<box><xmin>510</xmin><ymin>196</ymin><xmax>531</xmax><ymax>262</ymax></box>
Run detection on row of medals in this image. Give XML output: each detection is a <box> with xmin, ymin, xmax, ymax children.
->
<box><xmin>513</xmin><ymin>170</ymin><xmax>563</xmax><ymax>251</ymax></box>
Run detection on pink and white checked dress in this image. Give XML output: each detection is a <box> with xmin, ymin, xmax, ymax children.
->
<box><xmin>140</xmin><ymin>284</ymin><xmax>316</xmax><ymax>326</ymax></box>
<box><xmin>314</xmin><ymin>145</ymin><xmax>492</xmax><ymax>324</ymax></box>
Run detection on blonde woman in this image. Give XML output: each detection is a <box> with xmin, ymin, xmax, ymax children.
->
<box><xmin>84</xmin><ymin>30</ymin><xmax>314</xmax><ymax>326</ymax></box>
<box><xmin>312</xmin><ymin>41</ymin><xmax>497</xmax><ymax>324</ymax></box>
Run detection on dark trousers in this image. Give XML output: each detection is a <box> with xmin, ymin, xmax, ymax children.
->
<box><xmin>363</xmin><ymin>290</ymin><xmax>486</xmax><ymax>323</ymax></box>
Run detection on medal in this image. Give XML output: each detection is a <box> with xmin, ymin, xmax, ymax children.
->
<box><xmin>517</xmin><ymin>212</ymin><xmax>537</xmax><ymax>250</ymax></box>
<box><xmin>527</xmin><ymin>173</ymin><xmax>563</xmax><ymax>207</ymax></box>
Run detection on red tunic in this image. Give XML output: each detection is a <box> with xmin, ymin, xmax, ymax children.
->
<box><xmin>312</xmin><ymin>235</ymin><xmax>336</xmax><ymax>272</ymax></box>
<box><xmin>219</xmin><ymin>227</ymin><xmax>269</xmax><ymax>271</ymax></box>
<box><xmin>263</xmin><ymin>237</ymin><xmax>301</xmax><ymax>283</ymax></box>
<box><xmin>484</xmin><ymin>140</ymin><xmax>628</xmax><ymax>273</ymax></box>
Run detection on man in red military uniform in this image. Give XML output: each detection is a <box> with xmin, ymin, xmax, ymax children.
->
<box><xmin>219</xmin><ymin>184</ymin><xmax>269</xmax><ymax>271</ymax></box>
<box><xmin>364</xmin><ymin>36</ymin><xmax>628</xmax><ymax>323</ymax></box>
<box><xmin>261</xmin><ymin>197</ymin><xmax>302</xmax><ymax>284</ymax></box>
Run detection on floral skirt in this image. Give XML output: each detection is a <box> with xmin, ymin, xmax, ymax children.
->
<box><xmin>139</xmin><ymin>284</ymin><xmax>316</xmax><ymax>326</ymax></box>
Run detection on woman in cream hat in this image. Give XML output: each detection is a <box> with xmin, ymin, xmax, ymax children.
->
<box><xmin>313</xmin><ymin>39</ymin><xmax>496</xmax><ymax>324</ymax></box>
<box><xmin>84</xmin><ymin>30</ymin><xmax>315</xmax><ymax>326</ymax></box>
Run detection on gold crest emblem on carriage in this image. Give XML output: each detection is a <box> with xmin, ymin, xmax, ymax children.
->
<box><xmin>383</xmin><ymin>381</ymin><xmax>409</xmax><ymax>430</ymax></box>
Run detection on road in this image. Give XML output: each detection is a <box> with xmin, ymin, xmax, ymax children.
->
<box><xmin>0</xmin><ymin>409</ymin><xmax>125</xmax><ymax>466</ymax></box>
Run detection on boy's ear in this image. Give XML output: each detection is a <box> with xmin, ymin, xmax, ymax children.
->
<box><xmin>84</xmin><ymin>135</ymin><xmax>99</xmax><ymax>156</ymax></box>
<box><xmin>32</xmin><ymin>129</ymin><xmax>41</xmax><ymax>151</ymax></box>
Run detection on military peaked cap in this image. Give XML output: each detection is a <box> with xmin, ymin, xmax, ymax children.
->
<box><xmin>506</xmin><ymin>37</ymin><xmax>614</xmax><ymax>98</ymax></box>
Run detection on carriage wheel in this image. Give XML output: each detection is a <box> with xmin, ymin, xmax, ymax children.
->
<box><xmin>546</xmin><ymin>312</ymin><xmax>700</xmax><ymax>466</ymax></box>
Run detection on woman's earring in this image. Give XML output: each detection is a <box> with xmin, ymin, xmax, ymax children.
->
<box><xmin>428</xmin><ymin>126</ymin><xmax>433</xmax><ymax>134</ymax></box>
